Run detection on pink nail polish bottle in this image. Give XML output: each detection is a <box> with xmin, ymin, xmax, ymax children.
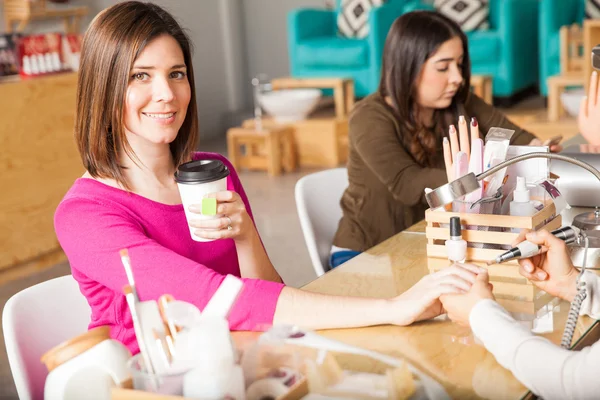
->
<box><xmin>446</xmin><ymin>217</ymin><xmax>467</xmax><ymax>263</ymax></box>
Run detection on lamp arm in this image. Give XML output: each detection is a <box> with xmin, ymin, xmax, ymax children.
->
<box><xmin>476</xmin><ymin>152</ymin><xmax>600</xmax><ymax>183</ymax></box>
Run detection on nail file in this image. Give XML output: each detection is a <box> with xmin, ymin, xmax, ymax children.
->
<box><xmin>202</xmin><ymin>275</ymin><xmax>244</xmax><ymax>319</ymax></box>
<box><xmin>453</xmin><ymin>151</ymin><xmax>467</xmax><ymax>213</ymax></box>
<box><xmin>465</xmin><ymin>139</ymin><xmax>484</xmax><ymax>211</ymax></box>
<box><xmin>454</xmin><ymin>151</ymin><xmax>468</xmax><ymax>180</ymax></box>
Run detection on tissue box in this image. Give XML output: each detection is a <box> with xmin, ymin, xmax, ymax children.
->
<box><xmin>425</xmin><ymin>202</ymin><xmax>561</xmax><ymax>315</ymax></box>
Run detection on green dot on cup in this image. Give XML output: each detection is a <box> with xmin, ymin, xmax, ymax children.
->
<box><xmin>201</xmin><ymin>198</ymin><xmax>217</xmax><ymax>216</ymax></box>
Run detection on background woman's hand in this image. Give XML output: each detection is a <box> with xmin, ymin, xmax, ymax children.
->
<box><xmin>515</xmin><ymin>229</ymin><xmax>579</xmax><ymax>302</ymax></box>
<box><xmin>188</xmin><ymin>191</ymin><xmax>255</xmax><ymax>241</ymax></box>
<box><xmin>443</xmin><ymin>116</ymin><xmax>479</xmax><ymax>181</ymax></box>
<box><xmin>389</xmin><ymin>263</ymin><xmax>485</xmax><ymax>325</ymax></box>
<box><xmin>440</xmin><ymin>269</ymin><xmax>494</xmax><ymax>327</ymax></box>
<box><xmin>528</xmin><ymin>138</ymin><xmax>562</xmax><ymax>153</ymax></box>
<box><xmin>578</xmin><ymin>71</ymin><xmax>600</xmax><ymax>146</ymax></box>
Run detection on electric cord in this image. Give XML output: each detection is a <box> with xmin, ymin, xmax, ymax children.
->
<box><xmin>561</xmin><ymin>233</ymin><xmax>589</xmax><ymax>349</ymax></box>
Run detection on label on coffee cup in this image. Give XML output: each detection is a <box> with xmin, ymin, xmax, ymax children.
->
<box><xmin>201</xmin><ymin>198</ymin><xmax>217</xmax><ymax>216</ymax></box>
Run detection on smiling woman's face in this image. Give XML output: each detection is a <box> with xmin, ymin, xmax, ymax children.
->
<box><xmin>123</xmin><ymin>34</ymin><xmax>191</xmax><ymax>146</ymax></box>
<box><xmin>414</xmin><ymin>36</ymin><xmax>464</xmax><ymax>110</ymax></box>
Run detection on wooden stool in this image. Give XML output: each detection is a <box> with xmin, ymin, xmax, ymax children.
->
<box><xmin>226</xmin><ymin>126</ymin><xmax>296</xmax><ymax>176</ymax></box>
<box><xmin>470</xmin><ymin>75</ymin><xmax>493</xmax><ymax>104</ymax></box>
<box><xmin>547</xmin><ymin>24</ymin><xmax>585</xmax><ymax>121</ymax></box>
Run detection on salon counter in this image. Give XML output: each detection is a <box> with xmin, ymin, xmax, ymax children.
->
<box><xmin>0</xmin><ymin>73</ymin><xmax>82</xmax><ymax>283</ymax></box>
<box><xmin>236</xmin><ymin>221</ymin><xmax>600</xmax><ymax>399</ymax></box>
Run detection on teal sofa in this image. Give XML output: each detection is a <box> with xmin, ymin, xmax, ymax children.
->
<box><xmin>288</xmin><ymin>0</ymin><xmax>539</xmax><ymax>99</ymax></box>
<box><xmin>538</xmin><ymin>0</ymin><xmax>584</xmax><ymax>96</ymax></box>
<box><xmin>286</xmin><ymin>0</ymin><xmax>429</xmax><ymax>97</ymax></box>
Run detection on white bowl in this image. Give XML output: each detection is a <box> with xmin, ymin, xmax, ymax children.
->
<box><xmin>258</xmin><ymin>89</ymin><xmax>321</xmax><ymax>123</ymax></box>
<box><xmin>560</xmin><ymin>88</ymin><xmax>585</xmax><ymax>117</ymax></box>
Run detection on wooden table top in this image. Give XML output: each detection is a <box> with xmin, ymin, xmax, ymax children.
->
<box><xmin>297</xmin><ymin>221</ymin><xmax>599</xmax><ymax>399</ymax></box>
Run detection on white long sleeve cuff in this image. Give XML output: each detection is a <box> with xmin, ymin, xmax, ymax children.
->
<box><xmin>469</xmin><ymin>272</ymin><xmax>600</xmax><ymax>400</ymax></box>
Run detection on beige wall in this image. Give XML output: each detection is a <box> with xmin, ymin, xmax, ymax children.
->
<box><xmin>240</xmin><ymin>0</ymin><xmax>323</xmax><ymax>83</ymax></box>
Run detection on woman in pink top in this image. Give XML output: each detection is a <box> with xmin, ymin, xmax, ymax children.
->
<box><xmin>55</xmin><ymin>1</ymin><xmax>483</xmax><ymax>354</ymax></box>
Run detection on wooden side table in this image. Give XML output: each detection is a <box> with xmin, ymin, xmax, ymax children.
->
<box><xmin>470</xmin><ymin>75</ymin><xmax>493</xmax><ymax>104</ymax></box>
<box><xmin>226</xmin><ymin>126</ymin><xmax>296</xmax><ymax>176</ymax></box>
<box><xmin>270</xmin><ymin>77</ymin><xmax>355</xmax><ymax>119</ymax></box>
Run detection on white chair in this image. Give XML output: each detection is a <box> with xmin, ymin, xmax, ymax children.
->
<box><xmin>2</xmin><ymin>275</ymin><xmax>91</xmax><ymax>400</ymax></box>
<box><xmin>295</xmin><ymin>168</ymin><xmax>349</xmax><ymax>277</ymax></box>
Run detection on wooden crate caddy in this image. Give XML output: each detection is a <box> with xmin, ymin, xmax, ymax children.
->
<box><xmin>425</xmin><ymin>203</ymin><xmax>561</xmax><ymax>314</ymax></box>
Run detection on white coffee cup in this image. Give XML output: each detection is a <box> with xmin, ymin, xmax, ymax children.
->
<box><xmin>175</xmin><ymin>159</ymin><xmax>230</xmax><ymax>242</ymax></box>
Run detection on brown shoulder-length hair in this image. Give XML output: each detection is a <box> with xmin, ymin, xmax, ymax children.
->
<box><xmin>75</xmin><ymin>1</ymin><xmax>198</xmax><ymax>189</ymax></box>
<box><xmin>379</xmin><ymin>11</ymin><xmax>470</xmax><ymax>167</ymax></box>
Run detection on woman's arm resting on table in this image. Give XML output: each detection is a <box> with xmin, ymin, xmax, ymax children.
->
<box><xmin>274</xmin><ymin>263</ymin><xmax>484</xmax><ymax>329</ymax></box>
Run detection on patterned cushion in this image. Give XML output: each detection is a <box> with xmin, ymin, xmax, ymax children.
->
<box><xmin>585</xmin><ymin>0</ymin><xmax>600</xmax><ymax>19</ymax></box>
<box><xmin>337</xmin><ymin>0</ymin><xmax>387</xmax><ymax>39</ymax></box>
<box><xmin>434</xmin><ymin>0</ymin><xmax>489</xmax><ymax>32</ymax></box>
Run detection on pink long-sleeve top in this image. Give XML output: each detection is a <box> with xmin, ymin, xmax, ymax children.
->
<box><xmin>54</xmin><ymin>152</ymin><xmax>285</xmax><ymax>354</ymax></box>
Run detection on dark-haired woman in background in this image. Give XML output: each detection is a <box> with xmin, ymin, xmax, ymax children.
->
<box><xmin>331</xmin><ymin>11</ymin><xmax>550</xmax><ymax>268</ymax></box>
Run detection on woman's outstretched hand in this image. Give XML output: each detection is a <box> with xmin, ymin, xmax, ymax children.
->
<box><xmin>440</xmin><ymin>267</ymin><xmax>494</xmax><ymax>327</ymax></box>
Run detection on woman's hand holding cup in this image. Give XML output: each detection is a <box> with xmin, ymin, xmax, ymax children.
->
<box><xmin>188</xmin><ymin>191</ymin><xmax>254</xmax><ymax>241</ymax></box>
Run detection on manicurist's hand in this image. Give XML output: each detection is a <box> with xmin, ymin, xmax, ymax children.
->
<box><xmin>440</xmin><ymin>267</ymin><xmax>494</xmax><ymax>327</ymax></box>
<box><xmin>514</xmin><ymin>229</ymin><xmax>579</xmax><ymax>302</ymax></box>
<box><xmin>188</xmin><ymin>191</ymin><xmax>255</xmax><ymax>241</ymax></box>
<box><xmin>390</xmin><ymin>263</ymin><xmax>485</xmax><ymax>325</ymax></box>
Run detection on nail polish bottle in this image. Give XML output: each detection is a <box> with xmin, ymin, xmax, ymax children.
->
<box><xmin>445</xmin><ymin>217</ymin><xmax>467</xmax><ymax>263</ymax></box>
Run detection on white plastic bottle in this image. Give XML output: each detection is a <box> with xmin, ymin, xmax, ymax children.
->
<box><xmin>22</xmin><ymin>55</ymin><xmax>31</xmax><ymax>75</ymax></box>
<box><xmin>510</xmin><ymin>177</ymin><xmax>537</xmax><ymax>233</ymax></box>
<box><xmin>445</xmin><ymin>216</ymin><xmax>467</xmax><ymax>263</ymax></box>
